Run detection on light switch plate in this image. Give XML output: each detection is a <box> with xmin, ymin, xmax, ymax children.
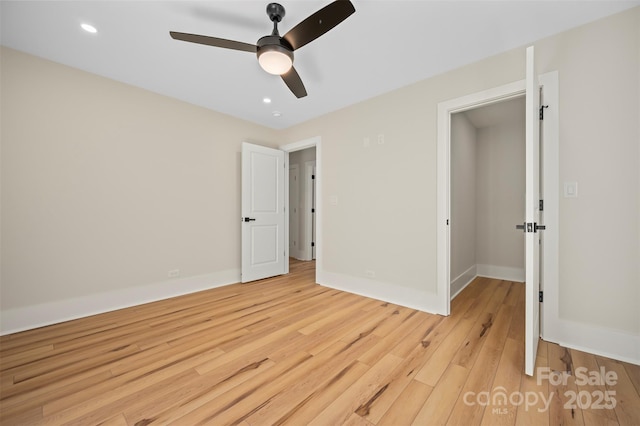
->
<box><xmin>564</xmin><ymin>182</ymin><xmax>578</xmax><ymax>198</ymax></box>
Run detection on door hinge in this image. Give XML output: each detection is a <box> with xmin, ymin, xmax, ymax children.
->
<box><xmin>447</xmin><ymin>219</ymin><xmax>449</xmax><ymax>225</ymax></box>
<box><xmin>311</xmin><ymin>208</ymin><xmax>315</xmax><ymax>213</ymax></box>
<box><xmin>311</xmin><ymin>242</ymin><xmax>315</xmax><ymax>247</ymax></box>
<box><xmin>539</xmin><ymin>200</ymin><xmax>544</xmax><ymax>211</ymax></box>
<box><xmin>539</xmin><ymin>291</ymin><xmax>543</xmax><ymax>303</ymax></box>
<box><xmin>312</xmin><ymin>174</ymin><xmax>315</xmax><ymax>180</ymax></box>
<box><xmin>539</xmin><ymin>105</ymin><xmax>549</xmax><ymax>120</ymax></box>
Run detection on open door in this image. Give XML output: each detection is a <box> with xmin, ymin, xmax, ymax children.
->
<box><xmin>241</xmin><ymin>142</ymin><xmax>286</xmax><ymax>283</ymax></box>
<box><xmin>524</xmin><ymin>46</ymin><xmax>541</xmax><ymax>376</ymax></box>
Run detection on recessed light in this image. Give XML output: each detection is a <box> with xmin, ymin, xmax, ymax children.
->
<box><xmin>263</xmin><ymin>97</ymin><xmax>272</xmax><ymax>104</ymax></box>
<box><xmin>81</xmin><ymin>23</ymin><xmax>97</xmax><ymax>34</ymax></box>
<box><xmin>272</xmin><ymin>111</ymin><xmax>282</xmax><ymax>117</ymax></box>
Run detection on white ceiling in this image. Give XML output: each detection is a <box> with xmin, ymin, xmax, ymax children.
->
<box><xmin>2</xmin><ymin>1</ymin><xmax>638</xmax><ymax>129</ymax></box>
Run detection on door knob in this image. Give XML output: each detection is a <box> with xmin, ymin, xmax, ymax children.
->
<box><xmin>516</xmin><ymin>222</ymin><xmax>546</xmax><ymax>232</ymax></box>
<box><xmin>243</xmin><ymin>217</ymin><xmax>256</xmax><ymax>222</ymax></box>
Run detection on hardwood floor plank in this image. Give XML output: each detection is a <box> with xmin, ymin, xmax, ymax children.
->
<box><xmin>445</xmin><ymin>303</ymin><xmax>515</xmax><ymax>426</ymax></box>
<box><xmin>269</xmin><ymin>361</ymin><xmax>371</xmax><ymax>426</ymax></box>
<box><xmin>60</xmin><ymin>369</ymin><xmax>202</xmax><ymax>426</ymax></box>
<box><xmin>1</xmin><ymin>260</ymin><xmax>637</xmax><ymax>426</ymax></box>
<box><xmin>168</xmin><ymin>351</ymin><xmax>314</xmax><ymax>425</ymax></box>
<box><xmin>570</xmin><ymin>348</ymin><xmax>619</xmax><ymax>424</ymax></box>
<box><xmin>97</xmin><ymin>413</ymin><xmax>129</xmax><ymax>426</ymax></box>
<box><xmin>412</xmin><ymin>364</ymin><xmax>470</xmax><ymax>426</ymax></box>
<box><xmin>41</xmin><ymin>345</ymin><xmax>225</xmax><ymax>419</ymax></box>
<box><xmin>308</xmin><ymin>353</ymin><xmax>404</xmax><ymax>426</ymax></box>
<box><xmin>414</xmin><ymin>318</ymin><xmax>475</xmax><ymax>386</ymax></box>
<box><xmin>124</xmin><ymin>356</ymin><xmax>277</xmax><ymax>425</ymax></box>
<box><xmin>595</xmin><ymin>355</ymin><xmax>640</xmax><ymax>426</ymax></box>
<box><xmin>480</xmin><ymin>336</ymin><xmax>524</xmax><ymax>426</ymax></box>
<box><xmin>352</xmin><ymin>335</ymin><xmax>450</xmax><ymax>424</ymax></box>
<box><xmin>515</xmin><ymin>339</ymin><xmax>550</xmax><ymax>426</ymax></box>
<box><xmin>547</xmin><ymin>343</ymin><xmax>585</xmax><ymax>426</ymax></box>
<box><xmin>344</xmin><ymin>411</ymin><xmax>376</xmax><ymax>426</ymax></box>
<box><xmin>357</xmin><ymin>310</ymin><xmax>431</xmax><ymax>366</ymax></box>
<box><xmin>451</xmin><ymin>311</ymin><xmax>494</xmax><ymax>370</ymax></box>
<box><xmin>0</xmin><ymin>344</ymin><xmax>54</xmax><ymax>370</ymax></box>
<box><xmin>623</xmin><ymin>361</ymin><xmax>640</xmax><ymax>396</ymax></box>
<box><xmin>0</xmin><ymin>370</ymin><xmax>112</xmax><ymax>422</ymax></box>
<box><xmin>377</xmin><ymin>379</ymin><xmax>433</xmax><ymax>426</ymax></box>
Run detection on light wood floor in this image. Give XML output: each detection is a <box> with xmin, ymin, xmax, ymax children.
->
<box><xmin>1</xmin><ymin>260</ymin><xmax>639</xmax><ymax>425</ymax></box>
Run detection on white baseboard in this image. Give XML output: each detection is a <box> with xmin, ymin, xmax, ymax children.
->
<box><xmin>317</xmin><ymin>270</ymin><xmax>446</xmax><ymax>315</ymax></box>
<box><xmin>450</xmin><ymin>265</ymin><xmax>477</xmax><ymax>300</ymax></box>
<box><xmin>477</xmin><ymin>264</ymin><xmax>525</xmax><ymax>282</ymax></box>
<box><xmin>544</xmin><ymin>318</ymin><xmax>640</xmax><ymax>366</ymax></box>
<box><xmin>0</xmin><ymin>269</ymin><xmax>241</xmax><ymax>336</ymax></box>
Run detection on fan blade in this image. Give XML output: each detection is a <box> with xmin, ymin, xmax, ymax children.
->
<box><xmin>283</xmin><ymin>0</ymin><xmax>355</xmax><ymax>51</ymax></box>
<box><xmin>281</xmin><ymin>67</ymin><xmax>307</xmax><ymax>98</ymax></box>
<box><xmin>170</xmin><ymin>31</ymin><xmax>257</xmax><ymax>52</ymax></box>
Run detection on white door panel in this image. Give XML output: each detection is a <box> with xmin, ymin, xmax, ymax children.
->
<box><xmin>525</xmin><ymin>46</ymin><xmax>541</xmax><ymax>376</ymax></box>
<box><xmin>242</xmin><ymin>142</ymin><xmax>285</xmax><ymax>283</ymax></box>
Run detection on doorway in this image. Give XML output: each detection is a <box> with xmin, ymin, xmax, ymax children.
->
<box><xmin>281</xmin><ymin>136</ymin><xmax>321</xmax><ymax>284</ymax></box>
<box><xmin>450</xmin><ymin>96</ymin><xmax>526</xmax><ymax>301</ymax></box>
<box><xmin>437</xmin><ymin>68</ymin><xmax>559</xmax><ymax>376</ymax></box>
<box><xmin>288</xmin><ymin>146</ymin><xmax>317</xmax><ymax>264</ymax></box>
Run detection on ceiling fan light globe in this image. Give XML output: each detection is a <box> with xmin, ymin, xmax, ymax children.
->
<box><xmin>257</xmin><ymin>45</ymin><xmax>293</xmax><ymax>75</ymax></box>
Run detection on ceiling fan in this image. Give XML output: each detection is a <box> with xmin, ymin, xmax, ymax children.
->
<box><xmin>170</xmin><ymin>1</ymin><xmax>355</xmax><ymax>99</ymax></box>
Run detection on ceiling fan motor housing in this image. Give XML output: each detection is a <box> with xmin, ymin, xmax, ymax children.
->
<box><xmin>256</xmin><ymin>35</ymin><xmax>294</xmax><ymax>74</ymax></box>
<box><xmin>257</xmin><ymin>35</ymin><xmax>293</xmax><ymax>56</ymax></box>
<box><xmin>266</xmin><ymin>3</ymin><xmax>286</xmax><ymax>23</ymax></box>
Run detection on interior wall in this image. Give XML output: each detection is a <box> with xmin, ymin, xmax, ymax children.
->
<box><xmin>475</xmin><ymin>117</ymin><xmax>526</xmax><ymax>279</ymax></box>
<box><xmin>450</xmin><ymin>112</ymin><xmax>477</xmax><ymax>296</ymax></box>
<box><xmin>280</xmin><ymin>7</ymin><xmax>639</xmax><ymax>337</ymax></box>
<box><xmin>288</xmin><ymin>147</ymin><xmax>316</xmax><ymax>260</ymax></box>
<box><xmin>0</xmin><ymin>47</ymin><xmax>279</xmax><ymax>327</ymax></box>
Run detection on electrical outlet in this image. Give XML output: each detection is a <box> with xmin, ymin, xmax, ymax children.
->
<box><xmin>377</xmin><ymin>134</ymin><xmax>384</xmax><ymax>145</ymax></box>
<box><xmin>168</xmin><ymin>269</ymin><xmax>180</xmax><ymax>278</ymax></box>
<box><xmin>365</xmin><ymin>270</ymin><xmax>376</xmax><ymax>278</ymax></box>
<box><xmin>363</xmin><ymin>137</ymin><xmax>370</xmax><ymax>147</ymax></box>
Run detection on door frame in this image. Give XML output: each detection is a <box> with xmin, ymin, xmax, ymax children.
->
<box><xmin>436</xmin><ymin>72</ymin><xmax>559</xmax><ymax>339</ymax></box>
<box><xmin>280</xmin><ymin>136</ymin><xmax>321</xmax><ymax>281</ymax></box>
<box><xmin>303</xmin><ymin>160</ymin><xmax>317</xmax><ymax>261</ymax></box>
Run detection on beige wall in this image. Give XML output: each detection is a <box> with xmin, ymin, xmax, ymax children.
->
<box><xmin>475</xmin><ymin>120</ymin><xmax>525</xmax><ymax>271</ymax></box>
<box><xmin>1</xmin><ymin>7</ymin><xmax>638</xmax><ymax>340</ymax></box>
<box><xmin>450</xmin><ymin>113</ymin><xmax>477</xmax><ymax>281</ymax></box>
<box><xmin>0</xmin><ymin>47</ymin><xmax>278</xmax><ymax>311</ymax></box>
<box><xmin>282</xmin><ymin>7</ymin><xmax>639</xmax><ymax>335</ymax></box>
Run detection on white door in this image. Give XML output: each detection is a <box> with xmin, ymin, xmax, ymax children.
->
<box><xmin>241</xmin><ymin>142</ymin><xmax>286</xmax><ymax>283</ymax></box>
<box><xmin>524</xmin><ymin>46</ymin><xmax>541</xmax><ymax>376</ymax></box>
